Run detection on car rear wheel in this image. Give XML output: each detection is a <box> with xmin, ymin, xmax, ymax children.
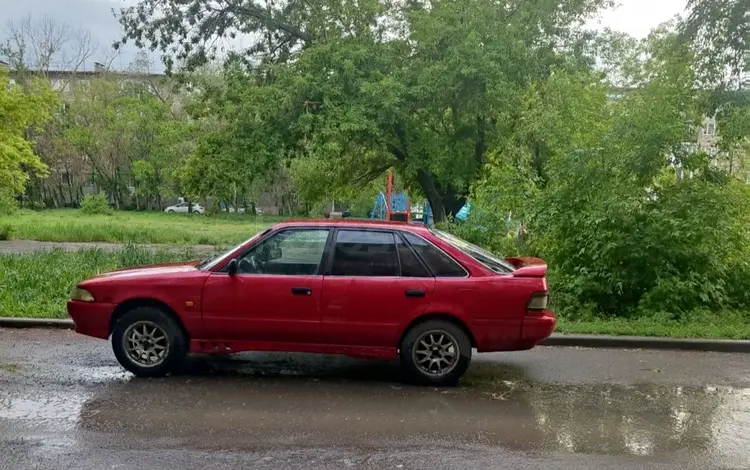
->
<box><xmin>111</xmin><ymin>307</ymin><xmax>187</xmax><ymax>377</ymax></box>
<box><xmin>399</xmin><ymin>320</ymin><xmax>472</xmax><ymax>386</ymax></box>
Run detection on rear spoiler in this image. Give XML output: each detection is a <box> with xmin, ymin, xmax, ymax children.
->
<box><xmin>505</xmin><ymin>257</ymin><xmax>548</xmax><ymax>278</ymax></box>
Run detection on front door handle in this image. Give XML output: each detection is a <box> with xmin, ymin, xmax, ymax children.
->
<box><xmin>291</xmin><ymin>287</ymin><xmax>312</xmax><ymax>296</ymax></box>
<box><xmin>405</xmin><ymin>289</ymin><xmax>426</xmax><ymax>298</ymax></box>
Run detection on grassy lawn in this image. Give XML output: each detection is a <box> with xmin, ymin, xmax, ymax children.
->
<box><xmin>555</xmin><ymin>316</ymin><xmax>750</xmax><ymax>340</ymax></box>
<box><xmin>0</xmin><ymin>247</ymin><xmax>198</xmax><ymax>318</ymax></box>
<box><xmin>0</xmin><ymin>209</ymin><xmax>276</xmax><ymax>246</ymax></box>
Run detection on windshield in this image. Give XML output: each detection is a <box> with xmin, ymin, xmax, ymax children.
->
<box><xmin>431</xmin><ymin>229</ymin><xmax>516</xmax><ymax>274</ymax></box>
<box><xmin>198</xmin><ymin>228</ymin><xmax>271</xmax><ymax>271</ymax></box>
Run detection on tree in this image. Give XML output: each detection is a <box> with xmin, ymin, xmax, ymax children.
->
<box><xmin>124</xmin><ymin>0</ymin><xmax>614</xmax><ymax>220</ymax></box>
<box><xmin>681</xmin><ymin>0</ymin><xmax>750</xmax><ymax>85</ymax></box>
<box><xmin>463</xmin><ymin>22</ymin><xmax>750</xmax><ymax>318</ymax></box>
<box><xmin>0</xmin><ymin>70</ymin><xmax>57</xmax><ymax>196</ymax></box>
<box><xmin>2</xmin><ymin>15</ymin><xmax>101</xmax><ymax>82</ymax></box>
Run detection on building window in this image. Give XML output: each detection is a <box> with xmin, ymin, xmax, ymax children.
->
<box><xmin>704</xmin><ymin>121</ymin><xmax>716</xmax><ymax>136</ymax></box>
<box><xmin>51</xmin><ymin>79</ymin><xmax>70</xmax><ymax>92</ymax></box>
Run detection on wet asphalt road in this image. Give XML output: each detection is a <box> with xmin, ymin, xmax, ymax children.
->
<box><xmin>0</xmin><ymin>329</ymin><xmax>748</xmax><ymax>470</ymax></box>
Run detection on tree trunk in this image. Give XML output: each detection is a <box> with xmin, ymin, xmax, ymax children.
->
<box><xmin>415</xmin><ymin>168</ymin><xmax>466</xmax><ymax>223</ymax></box>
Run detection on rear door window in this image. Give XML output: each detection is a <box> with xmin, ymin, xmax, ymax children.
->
<box><xmin>331</xmin><ymin>230</ymin><xmax>399</xmax><ymax>277</ymax></box>
<box><xmin>395</xmin><ymin>235</ymin><xmax>431</xmax><ymax>277</ymax></box>
<box><xmin>402</xmin><ymin>232</ymin><xmax>466</xmax><ymax>277</ymax></box>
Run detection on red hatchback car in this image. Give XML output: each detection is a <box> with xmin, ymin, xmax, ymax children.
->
<box><xmin>68</xmin><ymin>220</ymin><xmax>555</xmax><ymax>385</ymax></box>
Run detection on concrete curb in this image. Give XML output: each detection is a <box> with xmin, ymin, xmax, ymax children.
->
<box><xmin>540</xmin><ymin>334</ymin><xmax>750</xmax><ymax>353</ymax></box>
<box><xmin>1</xmin><ymin>317</ymin><xmax>749</xmax><ymax>353</ymax></box>
<box><xmin>0</xmin><ymin>317</ymin><xmax>75</xmax><ymax>329</ymax></box>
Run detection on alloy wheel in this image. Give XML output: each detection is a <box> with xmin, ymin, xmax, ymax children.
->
<box><xmin>412</xmin><ymin>330</ymin><xmax>460</xmax><ymax>377</ymax></box>
<box><xmin>123</xmin><ymin>321</ymin><xmax>170</xmax><ymax>368</ymax></box>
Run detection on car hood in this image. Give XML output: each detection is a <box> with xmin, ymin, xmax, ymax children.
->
<box><xmin>89</xmin><ymin>260</ymin><xmax>201</xmax><ymax>280</ymax></box>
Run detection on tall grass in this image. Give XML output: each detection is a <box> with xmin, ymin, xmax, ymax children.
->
<box><xmin>0</xmin><ymin>210</ymin><xmax>277</xmax><ymax>245</ymax></box>
<box><xmin>0</xmin><ymin>246</ymin><xmax>197</xmax><ymax>318</ymax></box>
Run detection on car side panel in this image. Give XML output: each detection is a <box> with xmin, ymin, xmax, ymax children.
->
<box><xmin>321</xmin><ymin>276</ymin><xmax>436</xmax><ymax>347</ymax></box>
<box><xmin>78</xmin><ymin>271</ymin><xmax>209</xmax><ymax>337</ymax></box>
<box><xmin>469</xmin><ymin>276</ymin><xmax>548</xmax><ymax>351</ymax></box>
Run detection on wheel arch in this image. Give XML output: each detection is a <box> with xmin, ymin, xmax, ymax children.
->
<box><xmin>109</xmin><ymin>298</ymin><xmax>188</xmax><ymax>339</ymax></box>
<box><xmin>398</xmin><ymin>313</ymin><xmax>477</xmax><ymax>349</ymax></box>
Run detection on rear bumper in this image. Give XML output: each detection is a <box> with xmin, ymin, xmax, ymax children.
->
<box><xmin>521</xmin><ymin>311</ymin><xmax>556</xmax><ymax>343</ymax></box>
<box><xmin>67</xmin><ymin>300</ymin><xmax>116</xmax><ymax>339</ymax></box>
<box><xmin>473</xmin><ymin>310</ymin><xmax>556</xmax><ymax>352</ymax></box>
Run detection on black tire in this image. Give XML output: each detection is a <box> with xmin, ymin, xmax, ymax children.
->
<box><xmin>399</xmin><ymin>319</ymin><xmax>472</xmax><ymax>386</ymax></box>
<box><xmin>111</xmin><ymin>307</ymin><xmax>187</xmax><ymax>377</ymax></box>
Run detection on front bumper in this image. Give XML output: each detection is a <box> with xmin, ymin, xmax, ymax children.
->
<box><xmin>67</xmin><ymin>300</ymin><xmax>116</xmax><ymax>339</ymax></box>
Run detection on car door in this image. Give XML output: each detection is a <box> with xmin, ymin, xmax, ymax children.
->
<box><xmin>320</xmin><ymin>229</ymin><xmax>435</xmax><ymax>347</ymax></box>
<box><xmin>202</xmin><ymin>228</ymin><xmax>332</xmax><ymax>343</ymax></box>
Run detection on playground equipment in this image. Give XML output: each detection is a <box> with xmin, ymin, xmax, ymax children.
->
<box><xmin>370</xmin><ymin>171</ymin><xmax>433</xmax><ymax>226</ymax></box>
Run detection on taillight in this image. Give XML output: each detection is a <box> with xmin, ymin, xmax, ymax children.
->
<box><xmin>527</xmin><ymin>292</ymin><xmax>549</xmax><ymax>311</ymax></box>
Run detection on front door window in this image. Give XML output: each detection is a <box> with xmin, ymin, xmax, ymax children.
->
<box><xmin>238</xmin><ymin>229</ymin><xmax>330</xmax><ymax>276</ymax></box>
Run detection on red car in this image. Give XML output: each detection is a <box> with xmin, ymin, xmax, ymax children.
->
<box><xmin>68</xmin><ymin>220</ymin><xmax>555</xmax><ymax>385</ymax></box>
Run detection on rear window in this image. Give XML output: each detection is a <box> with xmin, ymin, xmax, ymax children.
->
<box><xmin>431</xmin><ymin>229</ymin><xmax>516</xmax><ymax>274</ymax></box>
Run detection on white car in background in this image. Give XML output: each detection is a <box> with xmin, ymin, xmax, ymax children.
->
<box><xmin>164</xmin><ymin>202</ymin><xmax>205</xmax><ymax>214</ymax></box>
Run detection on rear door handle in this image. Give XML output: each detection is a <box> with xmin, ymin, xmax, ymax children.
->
<box><xmin>405</xmin><ymin>289</ymin><xmax>425</xmax><ymax>298</ymax></box>
<box><xmin>291</xmin><ymin>287</ymin><xmax>312</xmax><ymax>296</ymax></box>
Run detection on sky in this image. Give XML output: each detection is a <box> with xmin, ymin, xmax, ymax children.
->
<box><xmin>0</xmin><ymin>0</ymin><xmax>688</xmax><ymax>73</ymax></box>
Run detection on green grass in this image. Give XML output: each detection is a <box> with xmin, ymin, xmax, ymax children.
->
<box><xmin>0</xmin><ymin>247</ymin><xmax>198</xmax><ymax>318</ymax></box>
<box><xmin>0</xmin><ymin>209</ymin><xmax>277</xmax><ymax>246</ymax></box>
<box><xmin>555</xmin><ymin>315</ymin><xmax>750</xmax><ymax>340</ymax></box>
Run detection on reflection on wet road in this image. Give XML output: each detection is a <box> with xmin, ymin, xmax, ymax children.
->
<box><xmin>1</xmin><ymin>329</ymin><xmax>749</xmax><ymax>469</ymax></box>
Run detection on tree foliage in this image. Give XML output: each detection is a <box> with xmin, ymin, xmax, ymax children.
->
<box><xmin>119</xmin><ymin>0</ymin><xmax>614</xmax><ymax>220</ymax></box>
<box><xmin>681</xmin><ymin>0</ymin><xmax>750</xmax><ymax>85</ymax></box>
<box><xmin>456</xmin><ymin>21</ymin><xmax>750</xmax><ymax>319</ymax></box>
<box><xmin>0</xmin><ymin>70</ymin><xmax>57</xmax><ymax>195</ymax></box>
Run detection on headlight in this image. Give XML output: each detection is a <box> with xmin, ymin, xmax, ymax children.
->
<box><xmin>527</xmin><ymin>293</ymin><xmax>549</xmax><ymax>311</ymax></box>
<box><xmin>70</xmin><ymin>287</ymin><xmax>95</xmax><ymax>302</ymax></box>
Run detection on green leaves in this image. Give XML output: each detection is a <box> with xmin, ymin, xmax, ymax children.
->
<box><xmin>0</xmin><ymin>71</ymin><xmax>57</xmax><ymax>194</ymax></box>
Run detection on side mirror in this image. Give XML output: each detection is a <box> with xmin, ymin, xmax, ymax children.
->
<box><xmin>226</xmin><ymin>259</ymin><xmax>238</xmax><ymax>275</ymax></box>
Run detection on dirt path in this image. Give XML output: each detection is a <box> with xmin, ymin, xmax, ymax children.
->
<box><xmin>0</xmin><ymin>240</ymin><xmax>221</xmax><ymax>255</ymax></box>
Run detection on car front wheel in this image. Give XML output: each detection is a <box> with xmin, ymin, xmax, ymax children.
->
<box><xmin>111</xmin><ymin>307</ymin><xmax>187</xmax><ymax>377</ymax></box>
<box><xmin>399</xmin><ymin>319</ymin><xmax>472</xmax><ymax>386</ymax></box>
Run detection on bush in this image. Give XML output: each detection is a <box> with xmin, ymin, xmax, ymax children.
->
<box><xmin>0</xmin><ymin>224</ymin><xmax>11</xmax><ymax>241</ymax></box>
<box><xmin>0</xmin><ymin>189</ymin><xmax>19</xmax><ymax>215</ymax></box>
<box><xmin>80</xmin><ymin>193</ymin><xmax>112</xmax><ymax>215</ymax></box>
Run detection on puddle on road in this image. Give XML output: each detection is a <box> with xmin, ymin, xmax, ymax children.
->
<box><xmin>64</xmin><ymin>365</ymin><xmax>132</xmax><ymax>383</ymax></box>
<box><xmin>0</xmin><ymin>391</ymin><xmax>91</xmax><ymax>430</ymax></box>
<box><xmin>0</xmin><ymin>354</ymin><xmax>748</xmax><ymax>468</ymax></box>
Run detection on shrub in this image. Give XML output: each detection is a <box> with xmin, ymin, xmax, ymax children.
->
<box><xmin>0</xmin><ymin>189</ymin><xmax>19</xmax><ymax>215</ymax></box>
<box><xmin>80</xmin><ymin>193</ymin><xmax>112</xmax><ymax>215</ymax></box>
<box><xmin>0</xmin><ymin>224</ymin><xmax>11</xmax><ymax>241</ymax></box>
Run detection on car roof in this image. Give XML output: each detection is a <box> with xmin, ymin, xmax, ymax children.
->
<box><xmin>272</xmin><ymin>218</ymin><xmax>432</xmax><ymax>233</ymax></box>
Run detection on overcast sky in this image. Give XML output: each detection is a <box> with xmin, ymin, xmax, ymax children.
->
<box><xmin>0</xmin><ymin>0</ymin><xmax>688</xmax><ymax>72</ymax></box>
